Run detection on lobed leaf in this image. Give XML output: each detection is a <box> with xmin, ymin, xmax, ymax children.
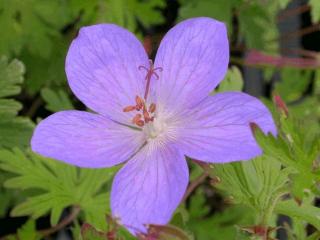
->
<box><xmin>275</xmin><ymin>200</ymin><xmax>320</xmax><ymax>231</ymax></box>
<box><xmin>0</xmin><ymin>56</ymin><xmax>34</xmax><ymax>149</ymax></box>
<box><xmin>0</xmin><ymin>148</ymin><xmax>117</xmax><ymax>228</ymax></box>
<box><xmin>41</xmin><ymin>88</ymin><xmax>74</xmax><ymax>112</ymax></box>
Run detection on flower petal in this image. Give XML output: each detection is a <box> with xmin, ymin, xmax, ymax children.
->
<box><xmin>153</xmin><ymin>17</ymin><xmax>229</xmax><ymax>111</ymax></box>
<box><xmin>66</xmin><ymin>24</ymin><xmax>149</xmax><ymax>124</ymax></box>
<box><xmin>111</xmin><ymin>142</ymin><xmax>188</xmax><ymax>234</ymax></box>
<box><xmin>31</xmin><ymin>111</ymin><xmax>145</xmax><ymax>168</ymax></box>
<box><xmin>177</xmin><ymin>92</ymin><xmax>276</xmax><ymax>163</ymax></box>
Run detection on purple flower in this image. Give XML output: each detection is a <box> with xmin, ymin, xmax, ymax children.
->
<box><xmin>31</xmin><ymin>17</ymin><xmax>276</xmax><ymax>234</ymax></box>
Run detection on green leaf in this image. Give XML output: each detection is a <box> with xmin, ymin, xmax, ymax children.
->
<box><xmin>0</xmin><ymin>187</ymin><xmax>13</xmax><ymax>217</ymax></box>
<box><xmin>0</xmin><ymin>56</ymin><xmax>34</xmax><ymax>149</ymax></box>
<box><xmin>6</xmin><ymin>220</ymin><xmax>41</xmax><ymax>240</ymax></box>
<box><xmin>146</xmin><ymin>224</ymin><xmax>192</xmax><ymax>240</ymax></box>
<box><xmin>279</xmin><ymin>0</ymin><xmax>291</xmax><ymax>9</ymax></box>
<box><xmin>105</xmin><ymin>0</ymin><xmax>165</xmax><ymax>32</ymax></box>
<box><xmin>0</xmin><ymin>0</ymin><xmax>71</xmax><ymax>57</ymax></box>
<box><xmin>179</xmin><ymin>0</ymin><xmax>233</xmax><ymax>30</ymax></box>
<box><xmin>238</xmin><ymin>2</ymin><xmax>279</xmax><ymax>51</ymax></box>
<box><xmin>275</xmin><ymin>200</ymin><xmax>320</xmax><ymax>230</ymax></box>
<box><xmin>0</xmin><ymin>56</ymin><xmax>25</xmax><ymax>98</ymax></box>
<box><xmin>213</xmin><ymin>156</ymin><xmax>290</xmax><ymax>224</ymax></box>
<box><xmin>71</xmin><ymin>0</ymin><xmax>165</xmax><ymax>32</ymax></box>
<box><xmin>80</xmin><ymin>222</ymin><xmax>138</xmax><ymax>240</ymax></box>
<box><xmin>306</xmin><ymin>232</ymin><xmax>320</xmax><ymax>240</ymax></box>
<box><xmin>289</xmin><ymin>97</ymin><xmax>320</xmax><ymax>138</ymax></box>
<box><xmin>0</xmin><ymin>148</ymin><xmax>117</xmax><ymax>228</ymax></box>
<box><xmin>252</xmin><ymin>109</ymin><xmax>320</xmax><ymax>199</ymax></box>
<box><xmin>16</xmin><ymin>220</ymin><xmax>41</xmax><ymax>240</ymax></box>
<box><xmin>276</xmin><ymin>68</ymin><xmax>312</xmax><ymax>102</ymax></box>
<box><xmin>68</xmin><ymin>0</ymin><xmax>100</xmax><ymax>24</ymax></box>
<box><xmin>170</xmin><ymin>206</ymin><xmax>189</xmax><ymax>229</ymax></box>
<box><xmin>0</xmin><ymin>99</ymin><xmax>22</xmax><ymax>118</ymax></box>
<box><xmin>106</xmin><ymin>0</ymin><xmax>164</xmax><ymax>31</ymax></box>
<box><xmin>126</xmin><ymin>0</ymin><xmax>165</xmax><ymax>28</ymax></box>
<box><xmin>21</xmin><ymin>35</ymin><xmax>70</xmax><ymax>94</ymax></box>
<box><xmin>0</xmin><ymin>118</ymin><xmax>34</xmax><ymax>149</ymax></box>
<box><xmin>187</xmin><ymin>188</ymin><xmax>254</xmax><ymax>240</ymax></box>
<box><xmin>310</xmin><ymin>0</ymin><xmax>320</xmax><ymax>23</ymax></box>
<box><xmin>41</xmin><ymin>88</ymin><xmax>74</xmax><ymax>112</ymax></box>
<box><xmin>116</xmin><ymin>227</ymin><xmax>137</xmax><ymax>240</ymax></box>
<box><xmin>269</xmin><ymin>104</ymin><xmax>320</xmax><ymax>197</ymax></box>
<box><xmin>180</xmin><ymin>0</ymin><xmax>281</xmax><ymax>51</ymax></box>
<box><xmin>216</xmin><ymin>66</ymin><xmax>243</xmax><ymax>93</ymax></box>
<box><xmin>251</xmin><ymin>122</ymin><xmax>292</xmax><ymax>169</ymax></box>
<box><xmin>188</xmin><ymin>189</ymin><xmax>209</xmax><ymax>219</ymax></box>
<box><xmin>81</xmin><ymin>223</ymin><xmax>108</xmax><ymax>240</ymax></box>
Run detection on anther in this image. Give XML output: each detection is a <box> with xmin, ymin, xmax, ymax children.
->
<box><xmin>143</xmin><ymin>110</ymin><xmax>151</xmax><ymax>123</ymax></box>
<box><xmin>132</xmin><ymin>113</ymin><xmax>142</xmax><ymax>123</ymax></box>
<box><xmin>136</xmin><ymin>120</ymin><xmax>145</xmax><ymax>127</ymax></box>
<box><xmin>135</xmin><ymin>96</ymin><xmax>144</xmax><ymax>110</ymax></box>
<box><xmin>149</xmin><ymin>103</ymin><xmax>156</xmax><ymax>113</ymax></box>
<box><xmin>123</xmin><ymin>105</ymin><xmax>136</xmax><ymax>112</ymax></box>
<box><xmin>144</xmin><ymin>116</ymin><xmax>154</xmax><ymax>123</ymax></box>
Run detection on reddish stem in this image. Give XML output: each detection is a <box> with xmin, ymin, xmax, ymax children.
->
<box><xmin>279</xmin><ymin>23</ymin><xmax>320</xmax><ymax>41</ymax></box>
<box><xmin>277</xmin><ymin>4</ymin><xmax>310</xmax><ymax>22</ymax></box>
<box><xmin>182</xmin><ymin>171</ymin><xmax>209</xmax><ymax>202</ymax></box>
<box><xmin>181</xmin><ymin>160</ymin><xmax>211</xmax><ymax>202</ymax></box>
<box><xmin>40</xmin><ymin>206</ymin><xmax>80</xmax><ymax>236</ymax></box>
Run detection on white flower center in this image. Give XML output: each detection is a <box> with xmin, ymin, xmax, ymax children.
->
<box><xmin>143</xmin><ymin>116</ymin><xmax>168</xmax><ymax>141</ymax></box>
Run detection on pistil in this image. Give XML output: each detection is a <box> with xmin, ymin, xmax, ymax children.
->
<box><xmin>122</xmin><ymin>59</ymin><xmax>162</xmax><ymax>127</ymax></box>
<box><xmin>138</xmin><ymin>59</ymin><xmax>162</xmax><ymax>101</ymax></box>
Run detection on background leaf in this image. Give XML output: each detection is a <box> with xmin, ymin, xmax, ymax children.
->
<box><xmin>41</xmin><ymin>88</ymin><xmax>73</xmax><ymax>112</ymax></box>
<box><xmin>0</xmin><ymin>148</ymin><xmax>117</xmax><ymax>229</ymax></box>
<box><xmin>0</xmin><ymin>56</ymin><xmax>34</xmax><ymax>149</ymax></box>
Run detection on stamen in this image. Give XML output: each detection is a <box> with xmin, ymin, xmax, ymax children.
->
<box><xmin>136</xmin><ymin>120</ymin><xmax>145</xmax><ymax>127</ymax></box>
<box><xmin>132</xmin><ymin>113</ymin><xmax>142</xmax><ymax>125</ymax></box>
<box><xmin>143</xmin><ymin>108</ymin><xmax>151</xmax><ymax>123</ymax></box>
<box><xmin>123</xmin><ymin>96</ymin><xmax>157</xmax><ymax>127</ymax></box>
<box><xmin>123</xmin><ymin>60</ymin><xmax>161</xmax><ymax>127</ymax></box>
<box><xmin>135</xmin><ymin>96</ymin><xmax>144</xmax><ymax>110</ymax></box>
<box><xmin>149</xmin><ymin>103</ymin><xmax>156</xmax><ymax>113</ymax></box>
<box><xmin>123</xmin><ymin>105</ymin><xmax>136</xmax><ymax>112</ymax></box>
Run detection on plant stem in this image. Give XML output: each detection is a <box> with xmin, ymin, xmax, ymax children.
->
<box><xmin>0</xmin><ymin>206</ymin><xmax>81</xmax><ymax>240</ymax></box>
<box><xmin>277</xmin><ymin>4</ymin><xmax>310</xmax><ymax>22</ymax></box>
<box><xmin>182</xmin><ymin>171</ymin><xmax>209</xmax><ymax>202</ymax></box>
<box><xmin>40</xmin><ymin>206</ymin><xmax>81</xmax><ymax>237</ymax></box>
<box><xmin>26</xmin><ymin>95</ymin><xmax>43</xmax><ymax>118</ymax></box>
<box><xmin>279</xmin><ymin>23</ymin><xmax>320</xmax><ymax>41</ymax></box>
<box><xmin>181</xmin><ymin>160</ymin><xmax>211</xmax><ymax>202</ymax></box>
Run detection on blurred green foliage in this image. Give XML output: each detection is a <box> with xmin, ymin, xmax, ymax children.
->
<box><xmin>0</xmin><ymin>0</ymin><xmax>319</xmax><ymax>239</ymax></box>
<box><xmin>0</xmin><ymin>56</ymin><xmax>34</xmax><ymax>149</ymax></box>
